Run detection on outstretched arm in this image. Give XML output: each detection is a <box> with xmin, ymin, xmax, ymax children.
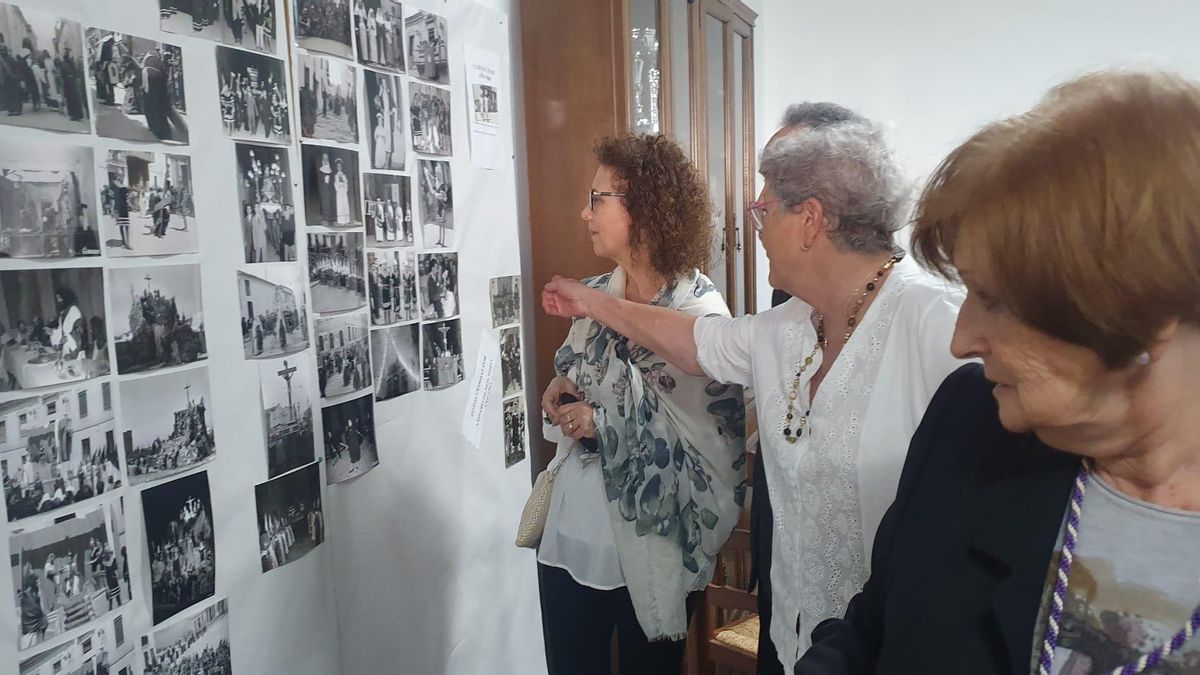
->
<box><xmin>542</xmin><ymin>276</ymin><xmax>705</xmax><ymax>377</ymax></box>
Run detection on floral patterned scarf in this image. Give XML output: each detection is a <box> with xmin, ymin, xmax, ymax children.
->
<box><xmin>554</xmin><ymin>267</ymin><xmax>746</xmax><ymax>640</ymax></box>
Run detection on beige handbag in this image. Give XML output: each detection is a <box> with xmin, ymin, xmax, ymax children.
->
<box><xmin>515</xmin><ymin>453</ymin><xmax>569</xmax><ymax>549</ymax></box>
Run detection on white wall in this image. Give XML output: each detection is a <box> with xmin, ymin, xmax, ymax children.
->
<box><xmin>754</xmin><ymin>0</ymin><xmax>1200</xmax><ymax>306</ymax></box>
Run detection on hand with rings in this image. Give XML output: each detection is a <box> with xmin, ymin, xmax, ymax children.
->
<box><xmin>557</xmin><ymin>401</ymin><xmax>597</xmax><ymax>442</ymax></box>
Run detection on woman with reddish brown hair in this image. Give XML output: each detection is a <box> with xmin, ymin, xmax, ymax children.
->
<box><xmin>536</xmin><ymin>134</ymin><xmax>746</xmax><ymax>674</ymax></box>
<box><xmin>795</xmin><ymin>71</ymin><xmax>1200</xmax><ymax>673</ymax></box>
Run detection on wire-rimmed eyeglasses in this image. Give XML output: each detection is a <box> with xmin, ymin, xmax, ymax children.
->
<box><xmin>588</xmin><ymin>190</ymin><xmax>626</xmax><ymax>211</ymax></box>
<box><xmin>748</xmin><ymin>197</ymin><xmax>782</xmax><ymax>232</ymax></box>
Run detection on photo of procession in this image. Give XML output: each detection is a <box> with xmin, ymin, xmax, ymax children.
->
<box><xmin>365</xmin><ymin>69</ymin><xmax>405</xmax><ymax>170</ymax></box>
<box><xmin>141</xmin><ymin>471</ymin><xmax>216</xmax><ymax>625</ymax></box>
<box><xmin>160</xmin><ymin>0</ymin><xmax>276</xmax><ymax>53</ymax></box>
<box><xmin>10</xmin><ymin>499</ymin><xmax>131</xmax><ymax>651</ymax></box>
<box><xmin>19</xmin><ymin>613</ymin><xmax>134</xmax><ymax>675</ymax></box>
<box><xmin>302</xmin><ymin>145</ymin><xmax>362</xmax><ymax>228</ymax></box>
<box><xmin>405</xmin><ymin>10</ymin><xmax>448</xmax><ymax>84</ymax></box>
<box><xmin>215</xmin><ymin>46</ymin><xmax>290</xmax><ymax>144</ymax></box>
<box><xmin>308</xmin><ymin>231</ymin><xmax>366</xmax><ymax>314</ymax></box>
<box><xmin>0</xmin><ymin>141</ymin><xmax>98</xmax><ymax>259</ymax></box>
<box><xmin>294</xmin><ymin>0</ymin><xmax>353</xmax><ymax>58</ymax></box>
<box><xmin>298</xmin><ymin>53</ymin><xmax>357</xmax><ymax>144</ymax></box>
<box><xmin>499</xmin><ymin>326</ymin><xmax>522</xmax><ymax>398</ymax></box>
<box><xmin>142</xmin><ymin>597</ymin><xmax>230</xmax><ymax>675</ymax></box>
<box><xmin>258</xmin><ymin>353</ymin><xmax>315</xmax><ymax>478</ymax></box>
<box><xmin>236</xmin><ymin>142</ymin><xmax>297</xmax><ymax>263</ymax></box>
<box><xmin>102</xmin><ymin>149</ymin><xmax>197</xmax><ymax>257</ymax></box>
<box><xmin>371</xmin><ymin>323</ymin><xmax>419</xmax><ymax>403</ymax></box>
<box><xmin>0</xmin><ymin>267</ymin><xmax>109</xmax><ymax>393</ymax></box>
<box><xmin>109</xmin><ymin>264</ymin><xmax>207</xmax><ymax>375</ymax></box>
<box><xmin>121</xmin><ymin>366</ymin><xmax>217</xmax><ymax>486</ymax></box>
<box><xmin>316</xmin><ymin>312</ymin><xmax>371</xmax><ymax>399</ymax></box>
<box><xmin>418</xmin><ymin>252</ymin><xmax>459</xmax><ymax>320</ymax></box>
<box><xmin>367</xmin><ymin>250</ymin><xmax>417</xmax><ymax>326</ymax></box>
<box><xmin>489</xmin><ymin>275</ymin><xmax>520</xmax><ymax>328</ymax></box>
<box><xmin>355</xmin><ymin>0</ymin><xmax>405</xmax><ymax>72</ymax></box>
<box><xmin>238</xmin><ymin>266</ymin><xmax>310</xmax><ymax>359</ymax></box>
<box><xmin>1</xmin><ymin>380</ymin><xmax>122</xmax><ymax>523</ymax></box>
<box><xmin>321</xmin><ymin>394</ymin><xmax>377</xmax><ymax>484</ymax></box>
<box><xmin>0</xmin><ymin>4</ymin><xmax>90</xmax><ymax>134</ymax></box>
<box><xmin>255</xmin><ymin>461</ymin><xmax>324</xmax><ymax>572</ymax></box>
<box><xmin>421</xmin><ymin>318</ymin><xmax>462</xmax><ymax>391</ymax></box>
<box><xmin>409</xmin><ymin>81</ymin><xmax>450</xmax><ymax>156</ymax></box>
<box><xmin>364</xmin><ymin>173</ymin><xmax>413</xmax><ymax>246</ymax></box>
<box><xmin>86</xmin><ymin>29</ymin><xmax>188</xmax><ymax>144</ymax></box>
<box><xmin>502</xmin><ymin>397</ymin><xmax>526</xmax><ymax>468</ymax></box>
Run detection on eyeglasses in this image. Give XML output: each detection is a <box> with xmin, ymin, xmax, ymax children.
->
<box><xmin>588</xmin><ymin>190</ymin><xmax>626</xmax><ymax>211</ymax></box>
<box><xmin>748</xmin><ymin>197</ymin><xmax>781</xmax><ymax>232</ymax></box>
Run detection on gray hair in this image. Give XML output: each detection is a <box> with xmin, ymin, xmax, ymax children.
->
<box><xmin>781</xmin><ymin>101</ymin><xmax>864</xmax><ymax>130</ymax></box>
<box><xmin>760</xmin><ymin>119</ymin><xmax>907</xmax><ymax>253</ymax></box>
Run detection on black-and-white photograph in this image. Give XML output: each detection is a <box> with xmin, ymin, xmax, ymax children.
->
<box><xmin>255</xmin><ymin>461</ymin><xmax>324</xmax><ymax>572</ymax></box>
<box><xmin>0</xmin><ymin>268</ymin><xmax>109</xmax><ymax>392</ymax></box>
<box><xmin>418</xmin><ymin>252</ymin><xmax>459</xmax><ymax>320</ymax></box>
<box><xmin>86</xmin><ymin>29</ymin><xmax>188</xmax><ymax>144</ymax></box>
<box><xmin>141</xmin><ymin>470</ymin><xmax>215</xmax><ymax>625</ymax></box>
<box><xmin>298</xmin><ymin>53</ymin><xmax>357</xmax><ymax>144</ymax></box>
<box><xmin>409</xmin><ymin>81</ymin><xmax>451</xmax><ymax>156</ymax></box>
<box><xmin>364</xmin><ymin>173</ymin><xmax>412</xmax><ymax>246</ymax></box>
<box><xmin>472</xmin><ymin>83</ymin><xmax>498</xmax><ymax>125</ymax></box>
<box><xmin>238</xmin><ymin>265</ymin><xmax>310</xmax><ymax>358</ymax></box>
<box><xmin>316</xmin><ymin>311</ymin><xmax>370</xmax><ymax>399</ymax></box>
<box><xmin>259</xmin><ymin>352</ymin><xmax>315</xmax><ymax>478</ymax></box>
<box><xmin>142</xmin><ymin>597</ymin><xmax>230</xmax><ymax>675</ymax></box>
<box><xmin>20</xmin><ymin>613</ymin><xmax>135</xmax><ymax>675</ymax></box>
<box><xmin>321</xmin><ymin>393</ymin><xmax>377</xmax><ymax>484</ymax></box>
<box><xmin>489</xmin><ymin>275</ymin><xmax>520</xmax><ymax>328</ymax></box>
<box><xmin>1</xmin><ymin>381</ymin><xmax>122</xmax><ymax>523</ymax></box>
<box><xmin>0</xmin><ymin>141</ymin><xmax>98</xmax><ymax>259</ymax></box>
<box><xmin>216</xmin><ymin>46</ymin><xmax>290</xmax><ymax>144</ymax></box>
<box><xmin>294</xmin><ymin>0</ymin><xmax>353</xmax><ymax>58</ymax></box>
<box><xmin>308</xmin><ymin>231</ymin><xmax>366</xmax><ymax>314</ymax></box>
<box><xmin>405</xmin><ymin>10</ymin><xmax>448</xmax><ymax>85</ymax></box>
<box><xmin>499</xmin><ymin>326</ymin><xmax>522</xmax><ymax>398</ymax></box>
<box><xmin>371</xmin><ymin>323</ymin><xmax>418</xmax><ymax>402</ymax></box>
<box><xmin>236</xmin><ymin>142</ymin><xmax>297</xmax><ymax>263</ymax></box>
<box><xmin>418</xmin><ymin>159</ymin><xmax>453</xmax><ymax>248</ymax></box>
<box><xmin>122</xmin><ymin>366</ymin><xmax>216</xmax><ymax>486</ymax></box>
<box><xmin>161</xmin><ymin>0</ymin><xmax>277</xmax><ymax>53</ymax></box>
<box><xmin>0</xmin><ymin>3</ymin><xmax>89</xmax><ymax>134</ymax></box>
<box><xmin>422</xmin><ymin>318</ymin><xmax>462</xmax><ymax>391</ymax></box>
<box><xmin>365</xmin><ymin>69</ymin><xmax>405</xmax><ymax>170</ymax></box>
<box><xmin>102</xmin><ymin>149</ymin><xmax>197</xmax><ymax>257</ymax></box>
<box><xmin>302</xmin><ymin>144</ymin><xmax>362</xmax><ymax>228</ymax></box>
<box><xmin>110</xmin><ymin>265</ymin><xmax>207</xmax><ymax>374</ymax></box>
<box><xmin>503</xmin><ymin>396</ymin><xmax>526</xmax><ymax>468</ymax></box>
<box><xmin>11</xmin><ymin>499</ymin><xmax>131</xmax><ymax>651</ymax></box>
<box><xmin>354</xmin><ymin>0</ymin><xmax>405</xmax><ymax>72</ymax></box>
<box><xmin>367</xmin><ymin>250</ymin><xmax>417</xmax><ymax>326</ymax></box>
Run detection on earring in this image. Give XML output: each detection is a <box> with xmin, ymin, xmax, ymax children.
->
<box><xmin>1134</xmin><ymin>351</ymin><xmax>1151</xmax><ymax>366</ymax></box>
<box><xmin>799</xmin><ymin>241</ymin><xmax>812</xmax><ymax>253</ymax></box>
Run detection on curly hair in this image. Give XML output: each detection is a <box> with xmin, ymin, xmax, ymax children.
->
<box><xmin>593</xmin><ymin>134</ymin><xmax>711</xmax><ymax>279</ymax></box>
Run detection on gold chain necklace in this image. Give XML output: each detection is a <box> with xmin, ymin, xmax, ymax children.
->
<box><xmin>782</xmin><ymin>252</ymin><xmax>904</xmax><ymax>444</ymax></box>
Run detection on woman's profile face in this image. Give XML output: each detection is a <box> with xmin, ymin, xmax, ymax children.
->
<box><xmin>581</xmin><ymin>165</ymin><xmax>632</xmax><ymax>263</ymax></box>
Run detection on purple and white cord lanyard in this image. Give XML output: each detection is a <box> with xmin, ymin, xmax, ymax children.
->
<box><xmin>1037</xmin><ymin>462</ymin><xmax>1200</xmax><ymax>675</ymax></box>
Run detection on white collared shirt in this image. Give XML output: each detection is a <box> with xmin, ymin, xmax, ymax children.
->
<box><xmin>694</xmin><ymin>256</ymin><xmax>967</xmax><ymax>670</ymax></box>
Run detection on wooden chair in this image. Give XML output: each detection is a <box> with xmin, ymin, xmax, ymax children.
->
<box><xmin>693</xmin><ymin>397</ymin><xmax>760</xmax><ymax>675</ymax></box>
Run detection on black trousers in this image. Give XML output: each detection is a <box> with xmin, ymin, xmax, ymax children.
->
<box><xmin>539</xmin><ymin>563</ymin><xmax>698</xmax><ymax>675</ymax></box>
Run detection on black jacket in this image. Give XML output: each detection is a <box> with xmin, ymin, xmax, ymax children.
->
<box><xmin>796</xmin><ymin>363</ymin><xmax>1081</xmax><ymax>674</ymax></box>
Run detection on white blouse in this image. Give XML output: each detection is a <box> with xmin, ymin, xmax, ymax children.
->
<box><xmin>693</xmin><ymin>256</ymin><xmax>966</xmax><ymax>671</ymax></box>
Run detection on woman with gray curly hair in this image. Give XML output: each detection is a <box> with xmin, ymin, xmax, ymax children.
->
<box><xmin>543</xmin><ymin>106</ymin><xmax>967</xmax><ymax>673</ymax></box>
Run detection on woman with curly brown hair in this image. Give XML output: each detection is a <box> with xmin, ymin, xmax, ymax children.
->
<box><xmin>536</xmin><ymin>134</ymin><xmax>746</xmax><ymax>674</ymax></box>
<box><xmin>543</xmin><ymin>109</ymin><xmax>969</xmax><ymax>673</ymax></box>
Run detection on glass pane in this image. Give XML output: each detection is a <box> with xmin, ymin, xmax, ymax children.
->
<box><xmin>670</xmin><ymin>0</ymin><xmax>690</xmax><ymax>155</ymax></box>
<box><xmin>629</xmin><ymin>0</ymin><xmax>661</xmax><ymax>134</ymax></box>
<box><xmin>705</xmin><ymin>15</ymin><xmax>727</xmax><ymax>304</ymax></box>
<box><xmin>732</xmin><ymin>33</ymin><xmax>745</xmax><ymax>315</ymax></box>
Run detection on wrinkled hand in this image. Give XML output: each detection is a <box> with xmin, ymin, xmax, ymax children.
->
<box><xmin>542</xmin><ymin>276</ymin><xmax>597</xmax><ymax>319</ymax></box>
<box><xmin>540</xmin><ymin>375</ymin><xmax>580</xmax><ymax>426</ymax></box>
<box><xmin>557</xmin><ymin>401</ymin><xmax>597</xmax><ymax>441</ymax></box>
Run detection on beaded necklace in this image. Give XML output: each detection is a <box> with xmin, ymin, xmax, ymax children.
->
<box><xmin>1038</xmin><ymin>463</ymin><xmax>1200</xmax><ymax>675</ymax></box>
<box><xmin>781</xmin><ymin>253</ymin><xmax>904</xmax><ymax>444</ymax></box>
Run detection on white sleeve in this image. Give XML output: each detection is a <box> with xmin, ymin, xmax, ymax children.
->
<box><xmin>693</xmin><ymin>314</ymin><xmax>756</xmax><ymax>388</ymax></box>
